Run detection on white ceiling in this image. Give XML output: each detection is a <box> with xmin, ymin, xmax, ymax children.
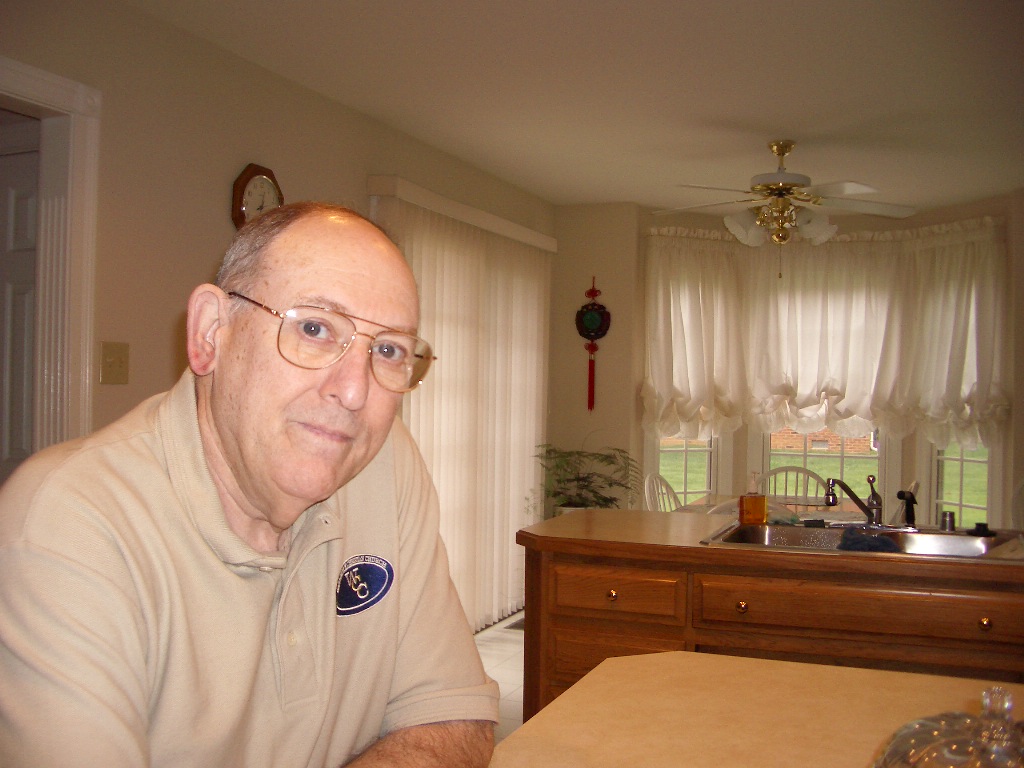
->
<box><xmin>125</xmin><ymin>0</ymin><xmax>1023</xmax><ymax>216</ymax></box>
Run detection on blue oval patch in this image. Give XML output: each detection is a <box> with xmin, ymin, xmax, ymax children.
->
<box><xmin>336</xmin><ymin>554</ymin><xmax>394</xmax><ymax>616</ymax></box>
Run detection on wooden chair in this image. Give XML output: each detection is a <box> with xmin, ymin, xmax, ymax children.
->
<box><xmin>645</xmin><ymin>473</ymin><xmax>683</xmax><ymax>512</ymax></box>
<box><xmin>758</xmin><ymin>466</ymin><xmax>828</xmax><ymax>505</ymax></box>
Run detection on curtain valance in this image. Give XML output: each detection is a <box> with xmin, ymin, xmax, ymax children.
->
<box><xmin>642</xmin><ymin>217</ymin><xmax>1010</xmax><ymax>449</ymax></box>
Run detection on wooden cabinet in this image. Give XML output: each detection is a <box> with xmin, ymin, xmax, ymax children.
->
<box><xmin>518</xmin><ymin>510</ymin><xmax>1024</xmax><ymax>720</ymax></box>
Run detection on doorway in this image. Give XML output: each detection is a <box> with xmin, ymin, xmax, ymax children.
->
<box><xmin>0</xmin><ymin>109</ymin><xmax>39</xmax><ymax>483</ymax></box>
<box><xmin>0</xmin><ymin>55</ymin><xmax>100</xmax><ymax>475</ymax></box>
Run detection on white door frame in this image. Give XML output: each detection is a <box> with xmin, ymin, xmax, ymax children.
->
<box><xmin>0</xmin><ymin>55</ymin><xmax>100</xmax><ymax>446</ymax></box>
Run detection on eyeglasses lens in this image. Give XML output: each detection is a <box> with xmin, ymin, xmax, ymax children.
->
<box><xmin>278</xmin><ymin>308</ymin><xmax>432</xmax><ymax>392</ymax></box>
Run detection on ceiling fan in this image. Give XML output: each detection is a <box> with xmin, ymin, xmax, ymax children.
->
<box><xmin>667</xmin><ymin>140</ymin><xmax>917</xmax><ymax>246</ymax></box>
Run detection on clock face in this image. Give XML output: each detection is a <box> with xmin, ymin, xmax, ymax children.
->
<box><xmin>241</xmin><ymin>175</ymin><xmax>282</xmax><ymax>222</ymax></box>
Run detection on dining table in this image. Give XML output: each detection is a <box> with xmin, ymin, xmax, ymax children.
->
<box><xmin>488</xmin><ymin>650</ymin><xmax>1024</xmax><ymax>768</ymax></box>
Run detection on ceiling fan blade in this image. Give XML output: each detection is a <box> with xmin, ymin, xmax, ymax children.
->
<box><xmin>653</xmin><ymin>197</ymin><xmax>764</xmax><ymax>216</ymax></box>
<box><xmin>676</xmin><ymin>183</ymin><xmax>754</xmax><ymax>195</ymax></box>
<box><xmin>804</xmin><ymin>180</ymin><xmax>878</xmax><ymax>197</ymax></box>
<box><xmin>815</xmin><ymin>196</ymin><xmax>917</xmax><ymax>218</ymax></box>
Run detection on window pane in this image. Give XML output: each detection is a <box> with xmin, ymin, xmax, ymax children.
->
<box><xmin>659</xmin><ymin>442</ymin><xmax>687</xmax><ymax>489</ymax></box>
<box><xmin>685</xmin><ymin>450</ymin><xmax>709</xmax><ymax>493</ymax></box>
<box><xmin>935</xmin><ymin>442</ymin><xmax>988</xmax><ymax>528</ymax></box>
<box><xmin>659</xmin><ymin>437</ymin><xmax>711</xmax><ymax>505</ymax></box>
<box><xmin>768</xmin><ymin>427</ymin><xmax>878</xmax><ymax>500</ymax></box>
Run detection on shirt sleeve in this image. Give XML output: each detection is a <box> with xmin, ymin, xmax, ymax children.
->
<box><xmin>0</xmin><ymin>472</ymin><xmax>152</xmax><ymax>767</ymax></box>
<box><xmin>379</xmin><ymin>419</ymin><xmax>500</xmax><ymax>733</ymax></box>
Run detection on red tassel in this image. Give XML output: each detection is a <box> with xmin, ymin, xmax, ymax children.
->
<box><xmin>587</xmin><ymin>356</ymin><xmax>596</xmax><ymax>411</ymax></box>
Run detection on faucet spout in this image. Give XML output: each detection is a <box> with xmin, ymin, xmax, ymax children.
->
<box><xmin>825</xmin><ymin>475</ymin><xmax>883</xmax><ymax>525</ymax></box>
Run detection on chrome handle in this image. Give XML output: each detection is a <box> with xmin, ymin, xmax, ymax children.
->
<box><xmin>606</xmin><ymin>589</ymin><xmax>618</xmax><ymax>602</ymax></box>
<box><xmin>979</xmin><ymin>617</ymin><xmax>992</xmax><ymax>631</ymax></box>
<box><xmin>735</xmin><ymin>600</ymin><xmax>749</xmax><ymax>614</ymax></box>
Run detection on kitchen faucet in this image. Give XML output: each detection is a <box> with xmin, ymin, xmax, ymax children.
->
<box><xmin>824</xmin><ymin>475</ymin><xmax>883</xmax><ymax>525</ymax></box>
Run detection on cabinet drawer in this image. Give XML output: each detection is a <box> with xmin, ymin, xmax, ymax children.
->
<box><xmin>550</xmin><ymin>626</ymin><xmax>687</xmax><ymax>682</ymax></box>
<box><xmin>695</xmin><ymin>574</ymin><xmax>1024</xmax><ymax>644</ymax></box>
<box><xmin>552</xmin><ymin>562</ymin><xmax>685</xmax><ymax>620</ymax></box>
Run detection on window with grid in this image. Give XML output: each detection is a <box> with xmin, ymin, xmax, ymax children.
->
<box><xmin>934</xmin><ymin>442</ymin><xmax>988</xmax><ymax>529</ymax></box>
<box><xmin>767</xmin><ymin>427</ymin><xmax>878</xmax><ymax>501</ymax></box>
<box><xmin>658</xmin><ymin>438</ymin><xmax>712</xmax><ymax>505</ymax></box>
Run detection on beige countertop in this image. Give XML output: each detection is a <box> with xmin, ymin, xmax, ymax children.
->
<box><xmin>490</xmin><ymin>651</ymin><xmax>1024</xmax><ymax>768</ymax></box>
<box><xmin>516</xmin><ymin>509</ymin><xmax>1024</xmax><ymax>583</ymax></box>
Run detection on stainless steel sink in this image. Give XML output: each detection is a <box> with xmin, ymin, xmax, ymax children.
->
<box><xmin>702</xmin><ymin>523</ymin><xmax>1022</xmax><ymax>558</ymax></box>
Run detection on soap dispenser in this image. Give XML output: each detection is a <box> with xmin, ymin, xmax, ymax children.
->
<box><xmin>739</xmin><ymin>472</ymin><xmax>767</xmax><ymax>525</ymax></box>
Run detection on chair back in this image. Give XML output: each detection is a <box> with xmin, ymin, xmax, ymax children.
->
<box><xmin>758</xmin><ymin>466</ymin><xmax>827</xmax><ymax>505</ymax></box>
<box><xmin>644</xmin><ymin>473</ymin><xmax>683</xmax><ymax>512</ymax></box>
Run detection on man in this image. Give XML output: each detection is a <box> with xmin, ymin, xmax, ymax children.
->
<box><xmin>0</xmin><ymin>202</ymin><xmax>499</xmax><ymax>766</ymax></box>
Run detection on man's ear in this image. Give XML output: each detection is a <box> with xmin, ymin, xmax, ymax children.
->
<box><xmin>186</xmin><ymin>284</ymin><xmax>229</xmax><ymax>376</ymax></box>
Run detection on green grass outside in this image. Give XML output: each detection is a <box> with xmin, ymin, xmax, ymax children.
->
<box><xmin>658</xmin><ymin>448</ymin><xmax>709</xmax><ymax>506</ymax></box>
<box><xmin>936</xmin><ymin>443</ymin><xmax>988</xmax><ymax>528</ymax></box>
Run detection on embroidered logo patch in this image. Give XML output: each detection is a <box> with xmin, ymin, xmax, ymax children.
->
<box><xmin>336</xmin><ymin>554</ymin><xmax>394</xmax><ymax>616</ymax></box>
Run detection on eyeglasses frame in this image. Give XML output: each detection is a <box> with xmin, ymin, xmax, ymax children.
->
<box><xmin>226</xmin><ymin>291</ymin><xmax>435</xmax><ymax>392</ymax></box>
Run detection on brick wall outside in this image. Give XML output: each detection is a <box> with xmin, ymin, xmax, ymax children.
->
<box><xmin>662</xmin><ymin>427</ymin><xmax>876</xmax><ymax>455</ymax></box>
<box><xmin>771</xmin><ymin>427</ymin><xmax>875</xmax><ymax>455</ymax></box>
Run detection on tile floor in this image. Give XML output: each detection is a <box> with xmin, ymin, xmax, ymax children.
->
<box><xmin>474</xmin><ymin>611</ymin><xmax>525</xmax><ymax>743</ymax></box>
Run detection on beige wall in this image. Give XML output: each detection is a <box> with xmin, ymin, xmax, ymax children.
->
<box><xmin>2</xmin><ymin>0</ymin><xmax>554</xmax><ymax>429</ymax></box>
<box><xmin>545</xmin><ymin>204</ymin><xmax>645</xmax><ymax>470</ymax></box>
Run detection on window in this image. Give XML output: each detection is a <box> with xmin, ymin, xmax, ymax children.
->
<box><xmin>767</xmin><ymin>427</ymin><xmax>878</xmax><ymax>501</ymax></box>
<box><xmin>935</xmin><ymin>442</ymin><xmax>988</xmax><ymax>529</ymax></box>
<box><xmin>658</xmin><ymin>438</ymin><xmax>712</xmax><ymax>505</ymax></box>
<box><xmin>643</xmin><ymin>221</ymin><xmax>1009</xmax><ymax>518</ymax></box>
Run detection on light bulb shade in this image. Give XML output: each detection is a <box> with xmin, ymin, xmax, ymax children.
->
<box><xmin>795</xmin><ymin>206</ymin><xmax>838</xmax><ymax>245</ymax></box>
<box><xmin>724</xmin><ymin>208</ymin><xmax>767</xmax><ymax>247</ymax></box>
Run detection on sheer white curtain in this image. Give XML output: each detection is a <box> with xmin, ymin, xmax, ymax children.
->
<box><xmin>642</xmin><ymin>219</ymin><xmax>1010</xmax><ymax>449</ymax></box>
<box><xmin>373</xmin><ymin>196</ymin><xmax>551</xmax><ymax>630</ymax></box>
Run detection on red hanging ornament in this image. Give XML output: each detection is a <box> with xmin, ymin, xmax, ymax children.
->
<box><xmin>574</xmin><ymin>277</ymin><xmax>611</xmax><ymax>411</ymax></box>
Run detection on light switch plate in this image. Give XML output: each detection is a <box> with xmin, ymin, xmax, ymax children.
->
<box><xmin>100</xmin><ymin>341</ymin><xmax>129</xmax><ymax>385</ymax></box>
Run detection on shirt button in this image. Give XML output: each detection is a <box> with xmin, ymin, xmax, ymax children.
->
<box><xmin>286</xmin><ymin>631</ymin><xmax>299</xmax><ymax>647</ymax></box>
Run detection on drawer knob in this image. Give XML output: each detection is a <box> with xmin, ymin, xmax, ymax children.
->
<box><xmin>606</xmin><ymin>589</ymin><xmax>619</xmax><ymax>602</ymax></box>
<box><xmin>735</xmin><ymin>600</ymin><xmax>749</xmax><ymax>614</ymax></box>
<box><xmin>978</xmin><ymin>617</ymin><xmax>993</xmax><ymax>631</ymax></box>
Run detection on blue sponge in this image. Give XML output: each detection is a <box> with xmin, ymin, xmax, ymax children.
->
<box><xmin>838</xmin><ymin>527</ymin><xmax>902</xmax><ymax>552</ymax></box>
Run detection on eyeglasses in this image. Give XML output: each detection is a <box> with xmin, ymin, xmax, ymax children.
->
<box><xmin>227</xmin><ymin>291</ymin><xmax>435</xmax><ymax>393</ymax></box>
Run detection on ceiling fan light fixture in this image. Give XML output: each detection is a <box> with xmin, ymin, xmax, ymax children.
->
<box><xmin>726</xmin><ymin>202</ymin><xmax>837</xmax><ymax>248</ymax></box>
<box><xmin>724</xmin><ymin>208</ymin><xmax>767</xmax><ymax>246</ymax></box>
<box><xmin>795</xmin><ymin>206</ymin><xmax>838</xmax><ymax>245</ymax></box>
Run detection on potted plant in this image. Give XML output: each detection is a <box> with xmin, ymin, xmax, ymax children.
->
<box><xmin>534</xmin><ymin>443</ymin><xmax>641</xmax><ymax>516</ymax></box>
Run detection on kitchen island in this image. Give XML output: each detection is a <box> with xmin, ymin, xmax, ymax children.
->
<box><xmin>517</xmin><ymin>509</ymin><xmax>1024</xmax><ymax>720</ymax></box>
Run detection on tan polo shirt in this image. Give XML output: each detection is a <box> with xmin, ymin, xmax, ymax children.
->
<box><xmin>0</xmin><ymin>371</ymin><xmax>498</xmax><ymax>767</ymax></box>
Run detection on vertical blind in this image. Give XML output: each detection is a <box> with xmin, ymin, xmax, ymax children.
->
<box><xmin>373</xmin><ymin>195</ymin><xmax>551</xmax><ymax>630</ymax></box>
<box><xmin>642</xmin><ymin>218</ymin><xmax>1010</xmax><ymax>450</ymax></box>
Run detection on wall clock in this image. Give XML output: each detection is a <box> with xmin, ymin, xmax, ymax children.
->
<box><xmin>231</xmin><ymin>163</ymin><xmax>283</xmax><ymax>229</ymax></box>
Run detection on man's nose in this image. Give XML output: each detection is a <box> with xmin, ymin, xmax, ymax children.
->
<box><xmin>319</xmin><ymin>333</ymin><xmax>375</xmax><ymax>409</ymax></box>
